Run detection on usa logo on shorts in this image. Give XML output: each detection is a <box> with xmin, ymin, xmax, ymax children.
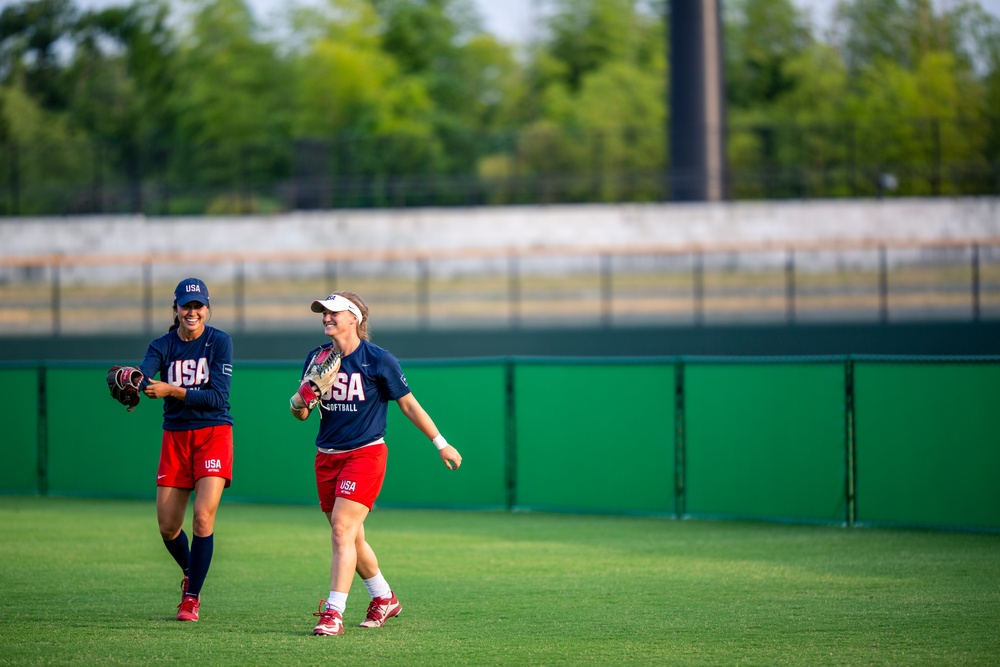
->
<box><xmin>339</xmin><ymin>480</ymin><xmax>356</xmax><ymax>494</ymax></box>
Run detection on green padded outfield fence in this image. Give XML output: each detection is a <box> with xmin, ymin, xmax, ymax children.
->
<box><xmin>2</xmin><ymin>356</ymin><xmax>998</xmax><ymax>532</ymax></box>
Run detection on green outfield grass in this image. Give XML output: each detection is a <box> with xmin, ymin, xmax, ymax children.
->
<box><xmin>1</xmin><ymin>496</ymin><xmax>998</xmax><ymax>666</ymax></box>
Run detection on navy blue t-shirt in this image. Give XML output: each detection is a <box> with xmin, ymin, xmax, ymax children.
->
<box><xmin>301</xmin><ymin>339</ymin><xmax>411</xmax><ymax>451</ymax></box>
<box><xmin>140</xmin><ymin>326</ymin><xmax>234</xmax><ymax>431</ymax></box>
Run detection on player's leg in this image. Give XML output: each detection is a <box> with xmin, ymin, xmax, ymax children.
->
<box><xmin>312</xmin><ymin>500</ymin><xmax>366</xmax><ymax>636</ymax></box>
<box><xmin>157</xmin><ymin>485</ymin><xmax>193</xmax><ymax>564</ymax></box>
<box><xmin>328</xmin><ymin>496</ymin><xmax>370</xmax><ymax>595</ymax></box>
<box><xmin>312</xmin><ymin>453</ymin><xmax>347</xmax><ymax>635</ymax></box>
<box><xmin>355</xmin><ymin>523</ymin><xmax>379</xmax><ymax>579</ymax></box>
<box><xmin>156</xmin><ymin>430</ymin><xmax>195</xmax><ymax>584</ymax></box>
<box><xmin>173</xmin><ymin>476</ymin><xmax>224</xmax><ymax>622</ymax></box>
<box><xmin>177</xmin><ymin>426</ymin><xmax>232</xmax><ymax>621</ymax></box>
<box><xmin>348</xmin><ymin>445</ymin><xmax>400</xmax><ymax>629</ymax></box>
<box><xmin>187</xmin><ymin>476</ymin><xmax>226</xmax><ymax>592</ymax></box>
<box><xmin>157</xmin><ymin>485</ymin><xmax>194</xmax><ymax>615</ymax></box>
<box><xmin>356</xmin><ymin>522</ymin><xmax>401</xmax><ymax>628</ymax></box>
<box><xmin>313</xmin><ymin>445</ymin><xmax>388</xmax><ymax>635</ymax></box>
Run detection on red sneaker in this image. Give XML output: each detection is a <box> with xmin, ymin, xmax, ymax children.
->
<box><xmin>359</xmin><ymin>591</ymin><xmax>402</xmax><ymax>628</ymax></box>
<box><xmin>312</xmin><ymin>600</ymin><xmax>344</xmax><ymax>636</ymax></box>
<box><xmin>177</xmin><ymin>595</ymin><xmax>200</xmax><ymax>622</ymax></box>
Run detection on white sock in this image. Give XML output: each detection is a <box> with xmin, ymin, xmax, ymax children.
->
<box><xmin>326</xmin><ymin>591</ymin><xmax>348</xmax><ymax>614</ymax></box>
<box><xmin>362</xmin><ymin>571</ymin><xmax>392</xmax><ymax>600</ymax></box>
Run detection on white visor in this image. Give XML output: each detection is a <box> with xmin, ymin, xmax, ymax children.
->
<box><xmin>310</xmin><ymin>294</ymin><xmax>363</xmax><ymax>325</ymax></box>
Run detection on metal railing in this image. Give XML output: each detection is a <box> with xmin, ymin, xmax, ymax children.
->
<box><xmin>1</xmin><ymin>237</ymin><xmax>998</xmax><ymax>336</ymax></box>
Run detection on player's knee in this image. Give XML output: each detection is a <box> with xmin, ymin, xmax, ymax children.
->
<box><xmin>330</xmin><ymin>520</ymin><xmax>359</xmax><ymax>548</ymax></box>
<box><xmin>191</xmin><ymin>511</ymin><xmax>216</xmax><ymax>536</ymax></box>
<box><xmin>158</xmin><ymin>521</ymin><xmax>183</xmax><ymax>540</ymax></box>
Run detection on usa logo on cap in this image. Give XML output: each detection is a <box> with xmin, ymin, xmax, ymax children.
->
<box><xmin>174</xmin><ymin>277</ymin><xmax>210</xmax><ymax>307</ymax></box>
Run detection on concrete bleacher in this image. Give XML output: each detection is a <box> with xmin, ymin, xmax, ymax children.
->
<box><xmin>3</xmin><ymin>198</ymin><xmax>998</xmax><ymax>265</ymax></box>
<box><xmin>2</xmin><ymin>197</ymin><xmax>999</xmax><ymax>360</ymax></box>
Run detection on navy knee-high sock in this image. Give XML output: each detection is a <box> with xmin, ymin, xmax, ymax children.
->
<box><xmin>163</xmin><ymin>530</ymin><xmax>190</xmax><ymax>575</ymax></box>
<box><xmin>186</xmin><ymin>534</ymin><xmax>214</xmax><ymax>599</ymax></box>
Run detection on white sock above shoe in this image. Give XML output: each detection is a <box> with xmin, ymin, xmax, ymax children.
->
<box><xmin>326</xmin><ymin>591</ymin><xmax>348</xmax><ymax>614</ymax></box>
<box><xmin>362</xmin><ymin>571</ymin><xmax>392</xmax><ymax>600</ymax></box>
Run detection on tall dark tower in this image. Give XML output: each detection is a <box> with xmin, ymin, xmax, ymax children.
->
<box><xmin>669</xmin><ymin>0</ymin><xmax>726</xmax><ymax>201</ymax></box>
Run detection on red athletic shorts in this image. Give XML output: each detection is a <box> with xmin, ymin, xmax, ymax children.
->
<box><xmin>315</xmin><ymin>443</ymin><xmax>387</xmax><ymax>512</ymax></box>
<box><xmin>157</xmin><ymin>425</ymin><xmax>233</xmax><ymax>489</ymax></box>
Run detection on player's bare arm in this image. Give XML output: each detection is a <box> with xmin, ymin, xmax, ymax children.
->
<box><xmin>396</xmin><ymin>393</ymin><xmax>462</xmax><ymax>470</ymax></box>
<box><xmin>289</xmin><ymin>401</ymin><xmax>311</xmax><ymax>420</ymax></box>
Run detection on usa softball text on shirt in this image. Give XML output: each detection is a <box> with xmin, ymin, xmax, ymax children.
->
<box><xmin>302</xmin><ymin>340</ymin><xmax>410</xmax><ymax>452</ymax></box>
<box><xmin>140</xmin><ymin>326</ymin><xmax>234</xmax><ymax>431</ymax></box>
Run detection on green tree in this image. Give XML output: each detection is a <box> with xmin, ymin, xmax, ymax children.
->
<box><xmin>372</xmin><ymin>0</ymin><xmax>480</xmax><ymax>76</ymax></box>
<box><xmin>723</xmin><ymin>0</ymin><xmax>998</xmax><ymax>198</ymax></box>
<box><xmin>942</xmin><ymin>2</ymin><xmax>1000</xmax><ymax>169</ymax></box>
<box><xmin>831</xmin><ymin>0</ymin><xmax>996</xmax><ymax>194</ymax></box>
<box><xmin>169</xmin><ymin>0</ymin><xmax>293</xmax><ymax>211</ymax></box>
<box><xmin>840</xmin><ymin>51</ymin><xmax>985</xmax><ymax>194</ymax></box>
<box><xmin>0</xmin><ymin>83</ymin><xmax>90</xmax><ymax>213</ymax></box>
<box><xmin>539</xmin><ymin>0</ymin><xmax>649</xmax><ymax>92</ymax></box>
<box><xmin>67</xmin><ymin>2</ymin><xmax>178</xmax><ymax>171</ymax></box>
<box><xmin>500</xmin><ymin>0</ymin><xmax>664</xmax><ymax>201</ymax></box>
<box><xmin>0</xmin><ymin>0</ymin><xmax>76</xmax><ymax>110</ymax></box>
<box><xmin>290</xmin><ymin>0</ymin><xmax>440</xmax><ymax>180</ymax></box>
<box><xmin>87</xmin><ymin>0</ymin><xmax>177</xmax><ymax>147</ymax></box>
<box><xmin>457</xmin><ymin>33</ymin><xmax>526</xmax><ymax>134</ymax></box>
<box><xmin>725</xmin><ymin>0</ymin><xmax>812</xmax><ymax>109</ymax></box>
<box><xmin>370</xmin><ymin>0</ymin><xmax>516</xmax><ymax>174</ymax></box>
<box><xmin>770</xmin><ymin>44</ymin><xmax>852</xmax><ymax>195</ymax></box>
<box><xmin>832</xmin><ymin>0</ymin><xmax>946</xmax><ymax>73</ymax></box>
<box><xmin>570</xmin><ymin>59</ymin><xmax>665</xmax><ymax>201</ymax></box>
<box><xmin>724</xmin><ymin>0</ymin><xmax>815</xmax><ymax>197</ymax></box>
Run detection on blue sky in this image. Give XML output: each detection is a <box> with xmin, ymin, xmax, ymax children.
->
<box><xmin>476</xmin><ymin>0</ymin><xmax>1000</xmax><ymax>43</ymax></box>
<box><xmin>56</xmin><ymin>0</ymin><xmax>1000</xmax><ymax>44</ymax></box>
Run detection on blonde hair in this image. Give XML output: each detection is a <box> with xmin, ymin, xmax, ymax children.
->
<box><xmin>332</xmin><ymin>290</ymin><xmax>370</xmax><ymax>341</ymax></box>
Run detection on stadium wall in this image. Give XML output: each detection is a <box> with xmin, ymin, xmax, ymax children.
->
<box><xmin>4</xmin><ymin>199</ymin><xmax>998</xmax><ymax>266</ymax></box>
<box><xmin>2</xmin><ymin>320</ymin><xmax>1000</xmax><ymax>363</ymax></box>
<box><xmin>2</xmin><ymin>357</ymin><xmax>998</xmax><ymax>533</ymax></box>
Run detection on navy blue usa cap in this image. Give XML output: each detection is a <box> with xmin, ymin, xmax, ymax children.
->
<box><xmin>174</xmin><ymin>277</ymin><xmax>210</xmax><ymax>307</ymax></box>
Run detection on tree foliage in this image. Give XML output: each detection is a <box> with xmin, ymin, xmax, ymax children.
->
<box><xmin>0</xmin><ymin>0</ymin><xmax>77</xmax><ymax>109</ymax></box>
<box><xmin>0</xmin><ymin>0</ymin><xmax>997</xmax><ymax>213</ymax></box>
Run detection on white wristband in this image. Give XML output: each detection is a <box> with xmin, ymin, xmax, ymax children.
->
<box><xmin>432</xmin><ymin>434</ymin><xmax>449</xmax><ymax>451</ymax></box>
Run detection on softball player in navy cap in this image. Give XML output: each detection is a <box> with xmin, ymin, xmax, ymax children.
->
<box><xmin>139</xmin><ymin>277</ymin><xmax>234</xmax><ymax>622</ymax></box>
<box><xmin>290</xmin><ymin>290</ymin><xmax>462</xmax><ymax>636</ymax></box>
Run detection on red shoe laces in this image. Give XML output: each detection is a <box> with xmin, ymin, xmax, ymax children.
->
<box><xmin>314</xmin><ymin>600</ymin><xmax>338</xmax><ymax>620</ymax></box>
<box><xmin>365</xmin><ymin>598</ymin><xmax>386</xmax><ymax>620</ymax></box>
